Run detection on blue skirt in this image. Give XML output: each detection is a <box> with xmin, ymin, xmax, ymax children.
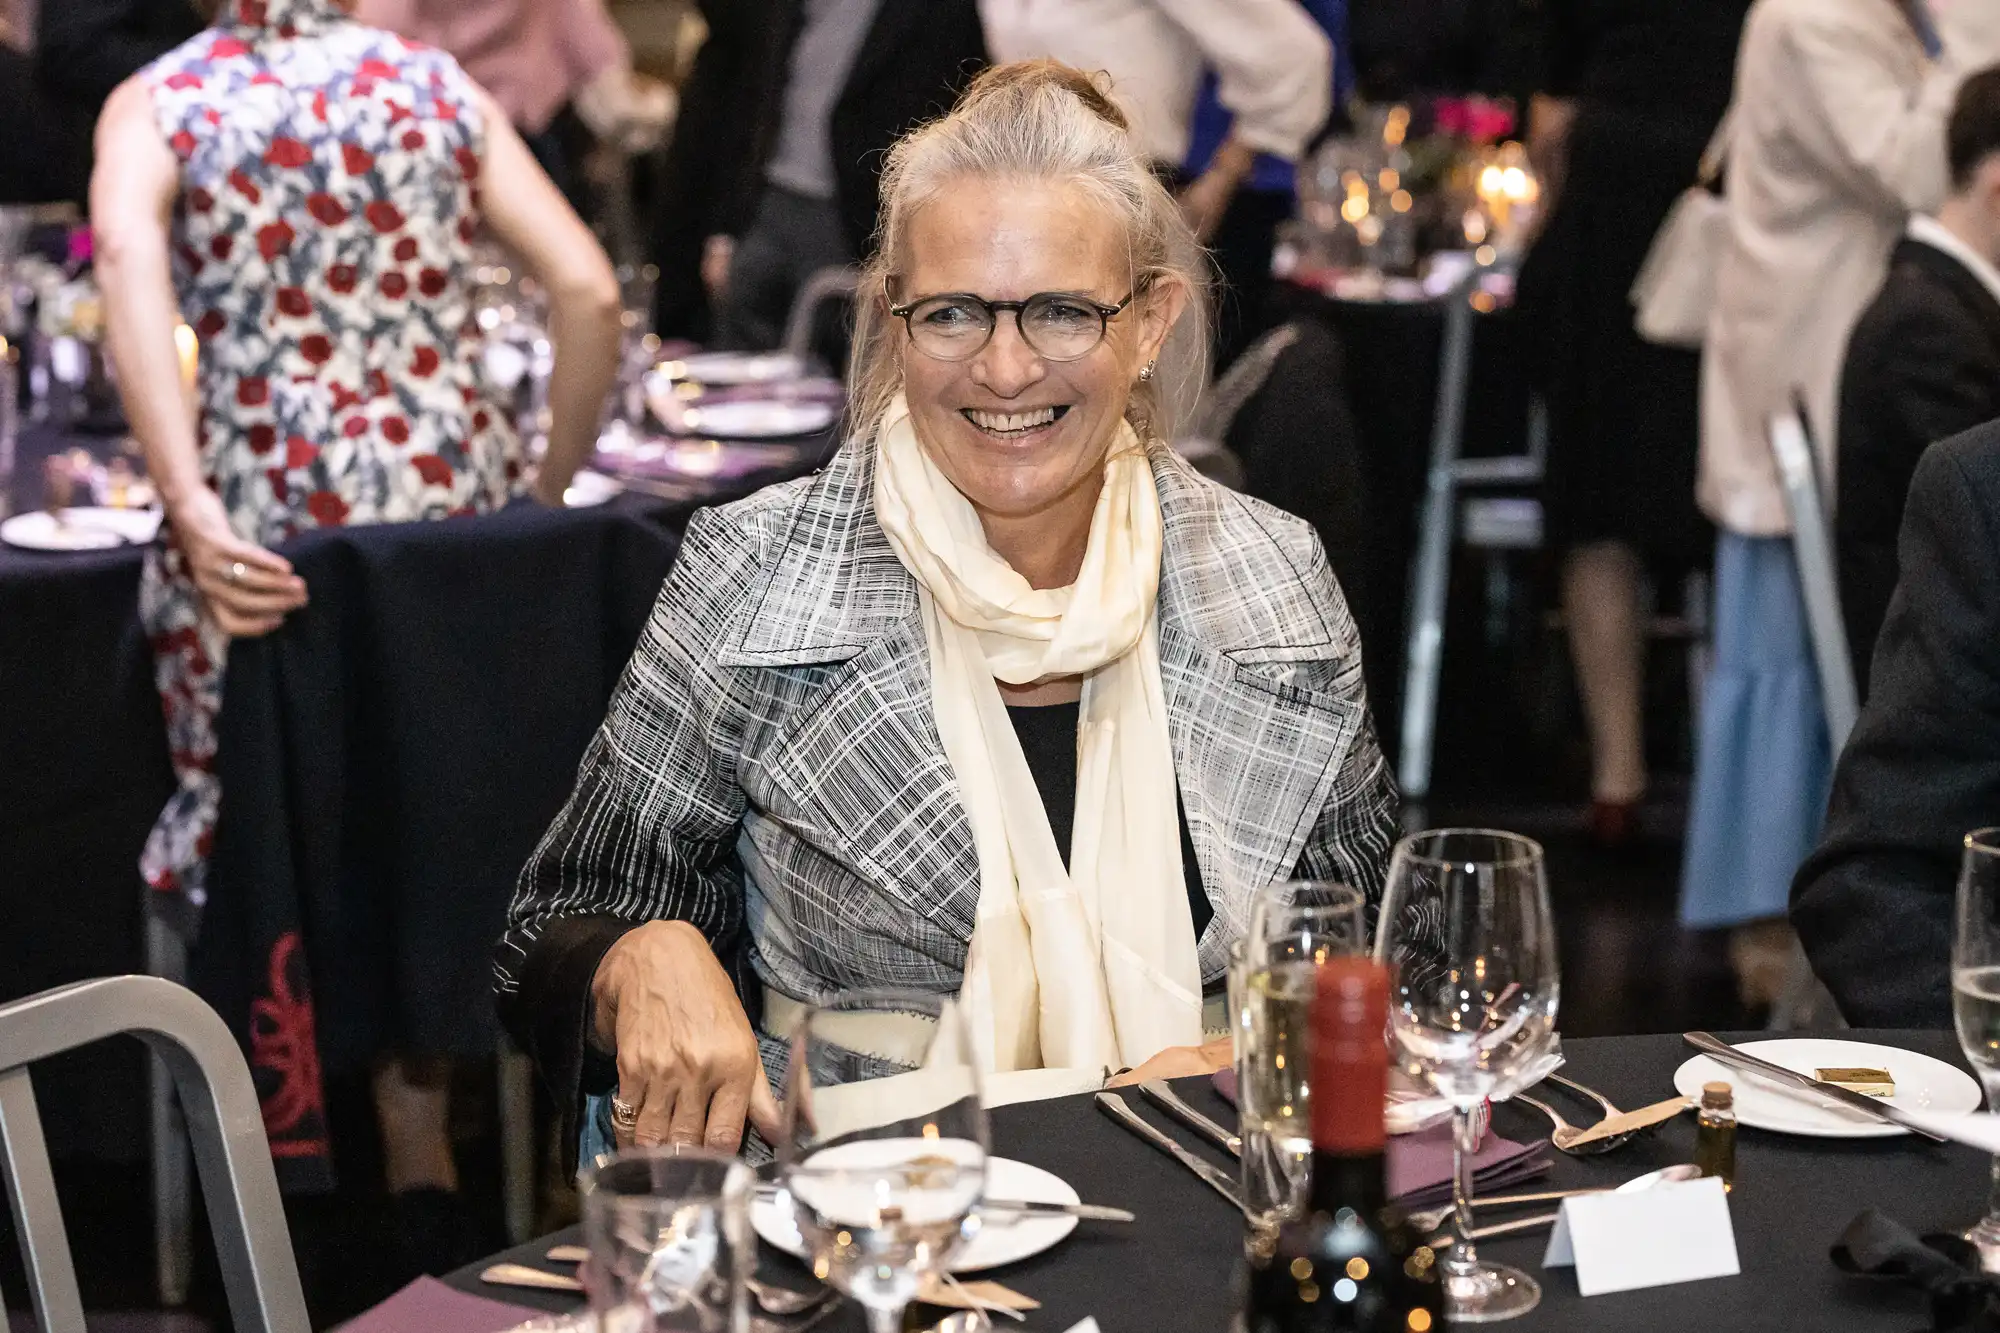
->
<box><xmin>1678</xmin><ymin>532</ymin><xmax>1833</xmax><ymax>928</ymax></box>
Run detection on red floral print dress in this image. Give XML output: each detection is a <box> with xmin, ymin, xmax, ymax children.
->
<box><xmin>137</xmin><ymin>0</ymin><xmax>520</xmax><ymax>926</ymax></box>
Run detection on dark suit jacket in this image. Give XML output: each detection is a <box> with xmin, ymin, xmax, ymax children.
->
<box><xmin>650</xmin><ymin>0</ymin><xmax>986</xmax><ymax>339</ymax></box>
<box><xmin>1836</xmin><ymin>237</ymin><xmax>2000</xmax><ymax>695</ymax></box>
<box><xmin>1793</xmin><ymin>422</ymin><xmax>2000</xmax><ymax>1027</ymax></box>
<box><xmin>30</xmin><ymin>0</ymin><xmax>204</xmax><ymax>203</ymax></box>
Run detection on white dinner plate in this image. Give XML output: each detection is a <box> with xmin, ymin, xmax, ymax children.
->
<box><xmin>2</xmin><ymin>506</ymin><xmax>161</xmax><ymax>551</ymax></box>
<box><xmin>647</xmin><ymin>395</ymin><xmax>838</xmax><ymax>440</ymax></box>
<box><xmin>751</xmin><ymin>1154</ymin><xmax>1078</xmax><ymax>1273</ymax></box>
<box><xmin>1672</xmin><ymin>1038</ymin><xmax>1982</xmax><ymax>1138</ymax></box>
<box><xmin>660</xmin><ymin>351</ymin><xmax>810</xmax><ymax>386</ymax></box>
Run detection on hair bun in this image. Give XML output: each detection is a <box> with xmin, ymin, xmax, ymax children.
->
<box><xmin>958</xmin><ymin>58</ymin><xmax>1130</xmax><ymax>133</ymax></box>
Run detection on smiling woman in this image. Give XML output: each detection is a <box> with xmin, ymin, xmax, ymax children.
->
<box><xmin>497</xmin><ymin>59</ymin><xmax>1397</xmax><ymax>1168</ymax></box>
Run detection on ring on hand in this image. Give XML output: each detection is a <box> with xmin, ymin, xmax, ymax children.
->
<box><xmin>226</xmin><ymin>560</ymin><xmax>246</xmax><ymax>585</ymax></box>
<box><xmin>610</xmin><ymin>1095</ymin><xmax>639</xmax><ymax>1128</ymax></box>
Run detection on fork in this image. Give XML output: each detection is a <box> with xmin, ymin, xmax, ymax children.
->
<box><xmin>1548</xmin><ymin>1072</ymin><xmax>1625</xmax><ymax>1120</ymax></box>
<box><xmin>1514</xmin><ymin>1091</ymin><xmax>1633</xmax><ymax>1155</ymax></box>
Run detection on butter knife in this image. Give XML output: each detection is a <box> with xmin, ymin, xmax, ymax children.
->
<box><xmin>1137</xmin><ymin>1080</ymin><xmax>1243</xmax><ymax>1157</ymax></box>
<box><xmin>1682</xmin><ymin>1032</ymin><xmax>1945</xmax><ymax>1141</ymax></box>
<box><xmin>1095</xmin><ymin>1091</ymin><xmax>1243</xmax><ymax>1210</ymax></box>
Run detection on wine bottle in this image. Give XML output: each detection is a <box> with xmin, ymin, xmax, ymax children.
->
<box><xmin>1241</xmin><ymin>957</ymin><xmax>1447</xmax><ymax>1333</ymax></box>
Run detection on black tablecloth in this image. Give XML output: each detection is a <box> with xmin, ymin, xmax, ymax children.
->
<box><xmin>0</xmin><ymin>437</ymin><xmax>819</xmax><ymax>1166</ymax></box>
<box><xmin>449</xmin><ymin>1031</ymin><xmax>1980</xmax><ymax>1333</ymax></box>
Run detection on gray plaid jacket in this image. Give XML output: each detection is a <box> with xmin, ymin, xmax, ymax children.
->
<box><xmin>494</xmin><ymin>438</ymin><xmax>1397</xmax><ymax>1109</ymax></box>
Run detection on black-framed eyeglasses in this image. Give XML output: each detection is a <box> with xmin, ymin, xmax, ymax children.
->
<box><xmin>887</xmin><ymin>284</ymin><xmax>1134</xmax><ymax>362</ymax></box>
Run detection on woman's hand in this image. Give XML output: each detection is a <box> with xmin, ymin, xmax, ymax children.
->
<box><xmin>169</xmin><ymin>487</ymin><xmax>308</xmax><ymax>637</ymax></box>
<box><xmin>591</xmin><ymin>920</ymin><xmax>782</xmax><ymax>1152</ymax></box>
<box><xmin>1104</xmin><ymin>1036</ymin><xmax>1235</xmax><ymax>1088</ymax></box>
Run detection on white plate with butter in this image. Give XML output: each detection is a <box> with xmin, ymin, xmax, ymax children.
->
<box><xmin>1673</xmin><ymin>1037</ymin><xmax>1981</xmax><ymax>1138</ymax></box>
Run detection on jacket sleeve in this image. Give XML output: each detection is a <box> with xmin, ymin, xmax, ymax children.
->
<box><xmin>1287</xmin><ymin>538</ymin><xmax>1399</xmax><ymax>921</ymax></box>
<box><xmin>1151</xmin><ymin>0</ymin><xmax>1332</xmax><ymax>161</ymax></box>
<box><xmin>494</xmin><ymin>505</ymin><xmax>758</xmax><ymax>1142</ymax></box>
<box><xmin>1793</xmin><ymin>434</ymin><xmax>2000</xmax><ymax>1027</ymax></box>
<box><xmin>1777</xmin><ymin>9</ymin><xmax>1969</xmax><ymax>217</ymax></box>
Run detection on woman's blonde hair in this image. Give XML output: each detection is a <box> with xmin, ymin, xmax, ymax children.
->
<box><xmin>847</xmin><ymin>59</ymin><xmax>1213</xmax><ymax>445</ymax></box>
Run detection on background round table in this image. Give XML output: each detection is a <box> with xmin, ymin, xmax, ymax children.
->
<box><xmin>447</xmin><ymin>1029</ymin><xmax>1982</xmax><ymax>1333</ymax></box>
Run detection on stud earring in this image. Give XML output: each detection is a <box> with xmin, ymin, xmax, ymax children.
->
<box><xmin>1138</xmin><ymin>360</ymin><xmax>1156</xmax><ymax>383</ymax></box>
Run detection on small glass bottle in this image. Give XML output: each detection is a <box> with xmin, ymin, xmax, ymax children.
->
<box><xmin>1693</xmin><ymin>1081</ymin><xmax>1737</xmax><ymax>1191</ymax></box>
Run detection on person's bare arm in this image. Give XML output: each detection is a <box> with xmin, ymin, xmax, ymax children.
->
<box><xmin>93</xmin><ymin>78</ymin><xmax>307</xmax><ymax>635</ymax></box>
<box><xmin>470</xmin><ymin>84</ymin><xmax>621</xmax><ymax>505</ymax></box>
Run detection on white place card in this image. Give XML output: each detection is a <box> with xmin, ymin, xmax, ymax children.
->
<box><xmin>1542</xmin><ymin>1175</ymin><xmax>1740</xmax><ymax>1296</ymax></box>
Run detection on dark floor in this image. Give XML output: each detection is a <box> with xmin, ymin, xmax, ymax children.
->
<box><xmin>5</xmin><ymin>547</ymin><xmax>1759</xmax><ymax>1330</ymax></box>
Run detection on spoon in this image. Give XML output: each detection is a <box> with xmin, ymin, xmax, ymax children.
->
<box><xmin>1515</xmin><ymin>1091</ymin><xmax>1634</xmax><ymax>1155</ymax></box>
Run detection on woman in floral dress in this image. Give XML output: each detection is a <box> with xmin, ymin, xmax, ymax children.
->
<box><xmin>90</xmin><ymin>0</ymin><xmax>621</xmax><ymax>1267</ymax></box>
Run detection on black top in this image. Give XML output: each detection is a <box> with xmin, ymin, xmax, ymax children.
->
<box><xmin>1836</xmin><ymin>238</ymin><xmax>2000</xmax><ymax>697</ymax></box>
<box><xmin>1005</xmin><ymin>700</ymin><xmax>1213</xmax><ymax>940</ymax></box>
<box><xmin>1793</xmin><ymin>422</ymin><xmax>2000</xmax><ymax>1027</ymax></box>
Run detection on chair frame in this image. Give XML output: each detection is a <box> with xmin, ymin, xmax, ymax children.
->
<box><xmin>0</xmin><ymin>974</ymin><xmax>309</xmax><ymax>1333</ymax></box>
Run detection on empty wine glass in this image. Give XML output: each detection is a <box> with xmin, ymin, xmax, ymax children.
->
<box><xmin>1954</xmin><ymin>828</ymin><xmax>2000</xmax><ymax>1270</ymax></box>
<box><xmin>776</xmin><ymin>989</ymin><xmax>988</xmax><ymax>1333</ymax></box>
<box><xmin>581</xmin><ymin>1146</ymin><xmax>755</xmax><ymax>1333</ymax></box>
<box><xmin>1373</xmin><ymin>829</ymin><xmax>1559</xmax><ymax>1322</ymax></box>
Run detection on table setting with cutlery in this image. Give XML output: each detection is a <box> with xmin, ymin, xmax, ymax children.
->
<box><xmin>409</xmin><ymin>827</ymin><xmax>2000</xmax><ymax>1333</ymax></box>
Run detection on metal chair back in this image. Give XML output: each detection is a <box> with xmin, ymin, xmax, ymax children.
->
<box><xmin>0</xmin><ymin>975</ymin><xmax>309</xmax><ymax>1333</ymax></box>
<box><xmin>780</xmin><ymin>265</ymin><xmax>863</xmax><ymax>364</ymax></box>
<box><xmin>1768</xmin><ymin>408</ymin><xmax>1860</xmax><ymax>753</ymax></box>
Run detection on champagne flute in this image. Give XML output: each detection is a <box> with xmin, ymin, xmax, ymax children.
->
<box><xmin>1373</xmin><ymin>829</ymin><xmax>1559</xmax><ymax>1323</ymax></box>
<box><xmin>1235</xmin><ymin>881</ymin><xmax>1367</xmax><ymax>1248</ymax></box>
<box><xmin>1953</xmin><ymin>828</ymin><xmax>2000</xmax><ymax>1269</ymax></box>
<box><xmin>776</xmin><ymin>989</ymin><xmax>988</xmax><ymax>1333</ymax></box>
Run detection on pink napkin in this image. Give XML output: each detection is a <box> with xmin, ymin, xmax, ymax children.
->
<box><xmin>1208</xmin><ymin>1070</ymin><xmax>1549</xmax><ymax>1206</ymax></box>
<box><xmin>331</xmin><ymin>1276</ymin><xmax>548</xmax><ymax>1333</ymax></box>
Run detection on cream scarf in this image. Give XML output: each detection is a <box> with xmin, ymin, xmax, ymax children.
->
<box><xmin>871</xmin><ymin>394</ymin><xmax>1204</xmax><ymax>1074</ymax></box>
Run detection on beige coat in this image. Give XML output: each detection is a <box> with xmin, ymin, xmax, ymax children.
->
<box><xmin>1699</xmin><ymin>0</ymin><xmax>2000</xmax><ymax>536</ymax></box>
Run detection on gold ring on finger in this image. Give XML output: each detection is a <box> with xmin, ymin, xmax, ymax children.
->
<box><xmin>227</xmin><ymin>561</ymin><xmax>246</xmax><ymax>585</ymax></box>
<box><xmin>610</xmin><ymin>1095</ymin><xmax>639</xmax><ymax>1127</ymax></box>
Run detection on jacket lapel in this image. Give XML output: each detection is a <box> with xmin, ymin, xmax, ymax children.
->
<box><xmin>1151</xmin><ymin>451</ymin><xmax>1366</xmax><ymax>979</ymax></box>
<box><xmin>720</xmin><ymin>444</ymin><xmax>982</xmax><ymax>941</ymax></box>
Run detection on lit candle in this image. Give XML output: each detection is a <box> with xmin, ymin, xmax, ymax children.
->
<box><xmin>173</xmin><ymin>321</ymin><xmax>198</xmax><ymax>395</ymax></box>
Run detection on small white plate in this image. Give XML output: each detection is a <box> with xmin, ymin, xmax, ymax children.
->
<box><xmin>752</xmin><ymin>1155</ymin><xmax>1078</xmax><ymax>1273</ymax></box>
<box><xmin>2</xmin><ymin>506</ymin><xmax>161</xmax><ymax>551</ymax></box>
<box><xmin>1672</xmin><ymin>1038</ymin><xmax>1983</xmax><ymax>1138</ymax></box>
<box><xmin>561</xmin><ymin>469</ymin><xmax>622</xmax><ymax>507</ymax></box>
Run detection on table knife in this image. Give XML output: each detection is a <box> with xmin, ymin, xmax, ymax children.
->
<box><xmin>1682</xmin><ymin>1031</ymin><xmax>1945</xmax><ymax>1141</ymax></box>
<box><xmin>1137</xmin><ymin>1080</ymin><xmax>1242</xmax><ymax>1157</ymax></box>
<box><xmin>1095</xmin><ymin>1091</ymin><xmax>1243</xmax><ymax>1210</ymax></box>
<box><xmin>747</xmin><ymin>1184</ymin><xmax>1131</xmax><ymax>1222</ymax></box>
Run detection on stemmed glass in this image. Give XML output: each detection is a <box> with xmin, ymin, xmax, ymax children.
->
<box><xmin>776</xmin><ymin>989</ymin><xmax>989</xmax><ymax>1333</ymax></box>
<box><xmin>1953</xmin><ymin>829</ymin><xmax>2000</xmax><ymax>1269</ymax></box>
<box><xmin>1234</xmin><ymin>881</ymin><xmax>1368</xmax><ymax>1247</ymax></box>
<box><xmin>1373</xmin><ymin>829</ymin><xmax>1559</xmax><ymax>1323</ymax></box>
<box><xmin>580</xmin><ymin>1146</ymin><xmax>755</xmax><ymax>1333</ymax></box>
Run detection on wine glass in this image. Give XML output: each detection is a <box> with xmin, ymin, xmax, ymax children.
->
<box><xmin>1373</xmin><ymin>829</ymin><xmax>1559</xmax><ymax>1323</ymax></box>
<box><xmin>580</xmin><ymin>1145</ymin><xmax>755</xmax><ymax>1333</ymax></box>
<box><xmin>1235</xmin><ymin>881</ymin><xmax>1368</xmax><ymax>1247</ymax></box>
<box><xmin>776</xmin><ymin>989</ymin><xmax>989</xmax><ymax>1333</ymax></box>
<box><xmin>1953</xmin><ymin>828</ymin><xmax>2000</xmax><ymax>1269</ymax></box>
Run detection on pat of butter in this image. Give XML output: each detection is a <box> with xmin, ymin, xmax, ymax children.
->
<box><xmin>1816</xmin><ymin>1066</ymin><xmax>1895</xmax><ymax>1097</ymax></box>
